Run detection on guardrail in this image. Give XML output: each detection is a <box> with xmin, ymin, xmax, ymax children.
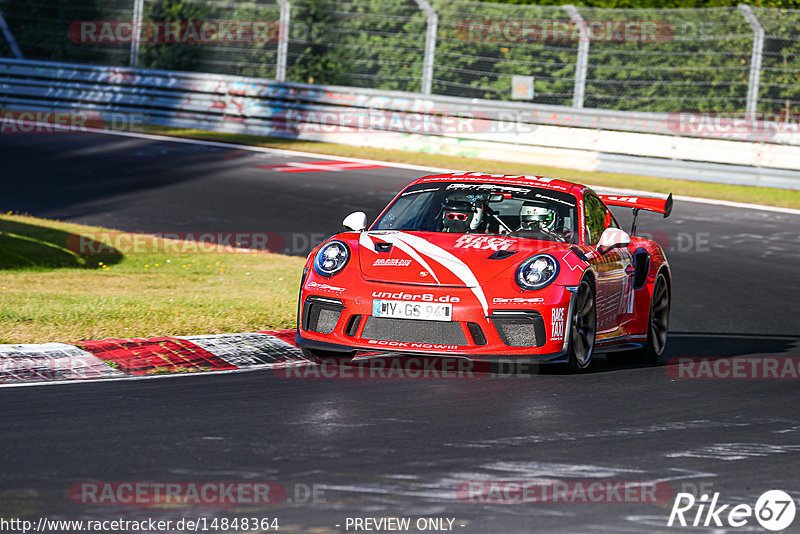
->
<box><xmin>1</xmin><ymin>58</ymin><xmax>799</xmax><ymax>190</ymax></box>
<box><xmin>5</xmin><ymin>1</ymin><xmax>800</xmax><ymax>115</ymax></box>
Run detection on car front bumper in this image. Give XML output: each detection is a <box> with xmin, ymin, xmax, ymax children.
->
<box><xmin>296</xmin><ymin>278</ymin><xmax>576</xmax><ymax>361</ymax></box>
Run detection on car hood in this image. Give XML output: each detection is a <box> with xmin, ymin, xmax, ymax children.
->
<box><xmin>358</xmin><ymin>230</ymin><xmax>565</xmax><ymax>286</ymax></box>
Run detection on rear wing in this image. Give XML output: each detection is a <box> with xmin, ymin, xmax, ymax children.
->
<box><xmin>599</xmin><ymin>193</ymin><xmax>672</xmax><ymax>235</ymax></box>
<box><xmin>599</xmin><ymin>193</ymin><xmax>673</xmax><ymax>217</ymax></box>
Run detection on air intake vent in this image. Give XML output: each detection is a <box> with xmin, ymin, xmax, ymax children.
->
<box><xmin>345</xmin><ymin>315</ymin><xmax>362</xmax><ymax>337</ymax></box>
<box><xmin>491</xmin><ymin>311</ymin><xmax>546</xmax><ymax>347</ymax></box>
<box><xmin>633</xmin><ymin>249</ymin><xmax>650</xmax><ymax>290</ymax></box>
<box><xmin>361</xmin><ymin>317</ymin><xmax>467</xmax><ymax>346</ymax></box>
<box><xmin>487</xmin><ymin>249</ymin><xmax>517</xmax><ymax>260</ymax></box>
<box><xmin>467</xmin><ymin>322</ymin><xmax>487</xmax><ymax>346</ymax></box>
<box><xmin>303</xmin><ymin>298</ymin><xmax>344</xmax><ymax>334</ymax></box>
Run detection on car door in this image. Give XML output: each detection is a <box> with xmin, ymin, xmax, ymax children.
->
<box><xmin>584</xmin><ymin>193</ymin><xmax>633</xmax><ymax>334</ymax></box>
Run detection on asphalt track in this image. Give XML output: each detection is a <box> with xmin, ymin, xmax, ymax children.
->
<box><xmin>2</xmin><ymin>132</ymin><xmax>800</xmax><ymax>533</ymax></box>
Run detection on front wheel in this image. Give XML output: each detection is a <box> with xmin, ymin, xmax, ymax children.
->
<box><xmin>301</xmin><ymin>347</ymin><xmax>355</xmax><ymax>365</ymax></box>
<box><xmin>568</xmin><ymin>279</ymin><xmax>596</xmax><ymax>372</ymax></box>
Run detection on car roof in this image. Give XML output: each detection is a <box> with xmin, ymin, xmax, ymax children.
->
<box><xmin>410</xmin><ymin>172</ymin><xmax>585</xmax><ymax>195</ymax></box>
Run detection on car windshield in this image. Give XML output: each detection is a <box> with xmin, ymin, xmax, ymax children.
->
<box><xmin>372</xmin><ymin>182</ymin><xmax>579</xmax><ymax>243</ymax></box>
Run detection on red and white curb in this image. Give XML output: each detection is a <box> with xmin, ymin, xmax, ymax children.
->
<box><xmin>0</xmin><ymin>330</ymin><xmax>306</xmax><ymax>385</ymax></box>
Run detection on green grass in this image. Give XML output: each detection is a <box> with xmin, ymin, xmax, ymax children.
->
<box><xmin>0</xmin><ymin>214</ymin><xmax>304</xmax><ymax>344</ymax></box>
<box><xmin>145</xmin><ymin>126</ymin><xmax>800</xmax><ymax>210</ymax></box>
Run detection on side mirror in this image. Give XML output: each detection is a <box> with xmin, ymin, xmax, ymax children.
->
<box><xmin>342</xmin><ymin>211</ymin><xmax>367</xmax><ymax>232</ymax></box>
<box><xmin>596</xmin><ymin>228</ymin><xmax>631</xmax><ymax>254</ymax></box>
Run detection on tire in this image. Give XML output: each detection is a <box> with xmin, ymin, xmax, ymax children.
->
<box><xmin>301</xmin><ymin>347</ymin><xmax>355</xmax><ymax>365</ymax></box>
<box><xmin>630</xmin><ymin>272</ymin><xmax>670</xmax><ymax>364</ymax></box>
<box><xmin>568</xmin><ymin>279</ymin><xmax>597</xmax><ymax>372</ymax></box>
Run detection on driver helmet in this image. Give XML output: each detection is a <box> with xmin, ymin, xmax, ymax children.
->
<box><xmin>519</xmin><ymin>201</ymin><xmax>556</xmax><ymax>231</ymax></box>
<box><xmin>441</xmin><ymin>199</ymin><xmax>479</xmax><ymax>233</ymax></box>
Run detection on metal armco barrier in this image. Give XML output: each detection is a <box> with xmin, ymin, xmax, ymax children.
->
<box><xmin>1</xmin><ymin>58</ymin><xmax>798</xmax><ymax>190</ymax></box>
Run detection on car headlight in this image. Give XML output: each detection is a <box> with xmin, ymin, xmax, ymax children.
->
<box><xmin>516</xmin><ymin>254</ymin><xmax>559</xmax><ymax>290</ymax></box>
<box><xmin>314</xmin><ymin>240</ymin><xmax>350</xmax><ymax>277</ymax></box>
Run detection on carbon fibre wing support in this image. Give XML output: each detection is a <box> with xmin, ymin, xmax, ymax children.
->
<box><xmin>598</xmin><ymin>193</ymin><xmax>672</xmax><ymax>235</ymax></box>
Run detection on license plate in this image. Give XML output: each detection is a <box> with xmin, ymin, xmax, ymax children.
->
<box><xmin>372</xmin><ymin>300</ymin><xmax>452</xmax><ymax>321</ymax></box>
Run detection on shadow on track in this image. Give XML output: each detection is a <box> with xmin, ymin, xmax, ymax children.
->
<box><xmin>593</xmin><ymin>331</ymin><xmax>800</xmax><ymax>374</ymax></box>
<box><xmin>661</xmin><ymin>331</ymin><xmax>800</xmax><ymax>359</ymax></box>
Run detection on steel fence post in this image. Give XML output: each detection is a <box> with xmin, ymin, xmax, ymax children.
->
<box><xmin>0</xmin><ymin>9</ymin><xmax>23</xmax><ymax>59</ymax></box>
<box><xmin>739</xmin><ymin>4</ymin><xmax>764</xmax><ymax>115</ymax></box>
<box><xmin>276</xmin><ymin>0</ymin><xmax>290</xmax><ymax>82</ymax></box>
<box><xmin>413</xmin><ymin>0</ymin><xmax>437</xmax><ymax>95</ymax></box>
<box><xmin>565</xmin><ymin>5</ymin><xmax>589</xmax><ymax>109</ymax></box>
<box><xmin>130</xmin><ymin>0</ymin><xmax>144</xmax><ymax>68</ymax></box>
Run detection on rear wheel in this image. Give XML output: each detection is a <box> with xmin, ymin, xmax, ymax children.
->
<box><xmin>301</xmin><ymin>347</ymin><xmax>355</xmax><ymax>365</ymax></box>
<box><xmin>568</xmin><ymin>279</ymin><xmax>596</xmax><ymax>372</ymax></box>
<box><xmin>630</xmin><ymin>272</ymin><xmax>670</xmax><ymax>364</ymax></box>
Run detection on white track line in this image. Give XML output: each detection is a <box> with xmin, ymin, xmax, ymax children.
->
<box><xmin>593</xmin><ymin>185</ymin><xmax>800</xmax><ymax>216</ymax></box>
<box><xmin>60</xmin><ymin>126</ymin><xmax>458</xmax><ymax>174</ymax></box>
<box><xmin>3</xmin><ymin>119</ymin><xmax>798</xmax><ymax>214</ymax></box>
<box><xmin>74</xmin><ymin>127</ymin><xmax>800</xmax><ymax>216</ymax></box>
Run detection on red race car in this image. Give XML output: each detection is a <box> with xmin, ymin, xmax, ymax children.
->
<box><xmin>296</xmin><ymin>172</ymin><xmax>672</xmax><ymax>371</ymax></box>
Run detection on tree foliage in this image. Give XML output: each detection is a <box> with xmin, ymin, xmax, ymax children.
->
<box><xmin>1</xmin><ymin>0</ymin><xmax>798</xmax><ymax>113</ymax></box>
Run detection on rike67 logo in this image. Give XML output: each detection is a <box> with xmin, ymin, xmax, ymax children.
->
<box><xmin>668</xmin><ymin>490</ymin><xmax>796</xmax><ymax>531</ymax></box>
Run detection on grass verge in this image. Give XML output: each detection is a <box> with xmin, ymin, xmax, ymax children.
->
<box><xmin>144</xmin><ymin>126</ymin><xmax>800</xmax><ymax>210</ymax></box>
<box><xmin>0</xmin><ymin>213</ymin><xmax>303</xmax><ymax>344</ymax></box>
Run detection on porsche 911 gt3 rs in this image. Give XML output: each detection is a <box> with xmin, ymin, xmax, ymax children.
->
<box><xmin>296</xmin><ymin>172</ymin><xmax>672</xmax><ymax>371</ymax></box>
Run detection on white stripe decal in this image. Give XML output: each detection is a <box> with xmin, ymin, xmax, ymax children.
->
<box><xmin>389</xmin><ymin>232</ymin><xmax>490</xmax><ymax>317</ymax></box>
<box><xmin>362</xmin><ymin>232</ymin><xmax>441</xmax><ymax>284</ymax></box>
